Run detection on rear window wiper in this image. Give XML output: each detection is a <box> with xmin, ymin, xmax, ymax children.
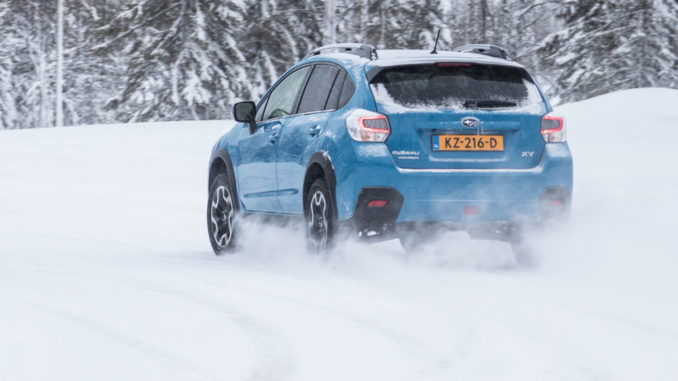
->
<box><xmin>463</xmin><ymin>100</ymin><xmax>517</xmax><ymax>109</ymax></box>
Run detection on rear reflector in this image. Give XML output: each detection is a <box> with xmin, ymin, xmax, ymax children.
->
<box><xmin>367</xmin><ymin>200</ymin><xmax>388</xmax><ymax>208</ymax></box>
<box><xmin>464</xmin><ymin>206</ymin><xmax>481</xmax><ymax>215</ymax></box>
<box><xmin>549</xmin><ymin>200</ymin><xmax>564</xmax><ymax>206</ymax></box>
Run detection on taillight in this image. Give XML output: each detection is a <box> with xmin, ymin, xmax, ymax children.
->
<box><xmin>346</xmin><ymin>109</ymin><xmax>391</xmax><ymax>142</ymax></box>
<box><xmin>541</xmin><ymin>113</ymin><xmax>566</xmax><ymax>143</ymax></box>
<box><xmin>367</xmin><ymin>200</ymin><xmax>388</xmax><ymax>207</ymax></box>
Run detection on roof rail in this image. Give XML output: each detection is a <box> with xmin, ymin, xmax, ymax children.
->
<box><xmin>452</xmin><ymin>44</ymin><xmax>511</xmax><ymax>60</ymax></box>
<box><xmin>305</xmin><ymin>43</ymin><xmax>378</xmax><ymax>60</ymax></box>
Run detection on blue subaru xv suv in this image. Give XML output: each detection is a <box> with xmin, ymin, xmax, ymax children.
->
<box><xmin>207</xmin><ymin>43</ymin><xmax>572</xmax><ymax>261</ymax></box>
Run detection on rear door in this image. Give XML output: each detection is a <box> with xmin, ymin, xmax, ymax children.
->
<box><xmin>369</xmin><ymin>63</ymin><xmax>546</xmax><ymax>170</ymax></box>
<box><xmin>276</xmin><ymin>63</ymin><xmax>343</xmax><ymax>214</ymax></box>
<box><xmin>237</xmin><ymin>66</ymin><xmax>310</xmax><ymax>212</ymax></box>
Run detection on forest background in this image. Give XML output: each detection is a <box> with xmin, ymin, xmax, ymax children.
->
<box><xmin>0</xmin><ymin>0</ymin><xmax>676</xmax><ymax>129</ymax></box>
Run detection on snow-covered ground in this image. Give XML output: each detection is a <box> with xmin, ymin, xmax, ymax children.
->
<box><xmin>1</xmin><ymin>88</ymin><xmax>677</xmax><ymax>380</ymax></box>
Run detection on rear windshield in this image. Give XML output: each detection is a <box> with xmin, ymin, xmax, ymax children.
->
<box><xmin>369</xmin><ymin>64</ymin><xmax>543</xmax><ymax>111</ymax></box>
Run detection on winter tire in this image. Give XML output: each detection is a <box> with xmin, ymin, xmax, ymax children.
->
<box><xmin>207</xmin><ymin>172</ymin><xmax>239</xmax><ymax>255</ymax></box>
<box><xmin>305</xmin><ymin>178</ymin><xmax>336</xmax><ymax>253</ymax></box>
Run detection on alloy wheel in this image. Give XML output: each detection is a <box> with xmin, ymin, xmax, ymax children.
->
<box><xmin>210</xmin><ymin>185</ymin><xmax>235</xmax><ymax>248</ymax></box>
<box><xmin>307</xmin><ymin>190</ymin><xmax>329</xmax><ymax>252</ymax></box>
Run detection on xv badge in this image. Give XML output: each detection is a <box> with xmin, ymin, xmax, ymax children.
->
<box><xmin>521</xmin><ymin>151</ymin><xmax>534</xmax><ymax>157</ymax></box>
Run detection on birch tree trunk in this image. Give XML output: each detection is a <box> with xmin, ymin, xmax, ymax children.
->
<box><xmin>325</xmin><ymin>0</ymin><xmax>336</xmax><ymax>44</ymax></box>
<box><xmin>56</xmin><ymin>0</ymin><xmax>63</xmax><ymax>127</ymax></box>
<box><xmin>38</xmin><ymin>42</ymin><xmax>49</xmax><ymax>128</ymax></box>
<box><xmin>360</xmin><ymin>0</ymin><xmax>368</xmax><ymax>41</ymax></box>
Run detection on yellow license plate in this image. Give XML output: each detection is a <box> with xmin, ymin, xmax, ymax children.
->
<box><xmin>432</xmin><ymin>134</ymin><xmax>504</xmax><ymax>151</ymax></box>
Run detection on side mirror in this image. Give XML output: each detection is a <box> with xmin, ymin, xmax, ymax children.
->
<box><xmin>233</xmin><ymin>101</ymin><xmax>256</xmax><ymax>134</ymax></box>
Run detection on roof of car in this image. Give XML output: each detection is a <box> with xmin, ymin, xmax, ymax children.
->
<box><xmin>369</xmin><ymin>49</ymin><xmax>523</xmax><ymax>68</ymax></box>
<box><xmin>299</xmin><ymin>48</ymin><xmax>524</xmax><ymax>70</ymax></box>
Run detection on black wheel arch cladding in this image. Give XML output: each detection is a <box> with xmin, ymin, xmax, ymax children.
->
<box><xmin>209</xmin><ymin>149</ymin><xmax>239</xmax><ymax>210</ymax></box>
<box><xmin>304</xmin><ymin>151</ymin><xmax>338</xmax><ymax>219</ymax></box>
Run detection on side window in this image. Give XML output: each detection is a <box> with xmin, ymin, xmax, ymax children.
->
<box><xmin>337</xmin><ymin>75</ymin><xmax>355</xmax><ymax>108</ymax></box>
<box><xmin>263</xmin><ymin>66</ymin><xmax>310</xmax><ymax>121</ymax></box>
<box><xmin>255</xmin><ymin>97</ymin><xmax>268</xmax><ymax>122</ymax></box>
<box><xmin>297</xmin><ymin>64</ymin><xmax>339</xmax><ymax>114</ymax></box>
<box><xmin>325</xmin><ymin>71</ymin><xmax>346</xmax><ymax>111</ymax></box>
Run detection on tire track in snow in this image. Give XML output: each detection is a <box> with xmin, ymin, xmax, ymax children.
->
<box><xmin>168</xmin><ymin>268</ymin><xmax>482</xmax><ymax>379</ymax></box>
<box><xmin>0</xmin><ymin>298</ymin><xmax>220</xmax><ymax>380</ymax></box>
<box><xmin>96</xmin><ymin>266</ymin><xmax>433</xmax><ymax>378</ymax></box>
<box><xmin>0</xmin><ymin>262</ymin><xmax>296</xmax><ymax>381</ymax></box>
<box><xmin>123</xmin><ymin>282</ymin><xmax>297</xmax><ymax>381</ymax></box>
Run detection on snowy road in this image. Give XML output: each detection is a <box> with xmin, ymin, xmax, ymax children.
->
<box><xmin>1</xmin><ymin>89</ymin><xmax>677</xmax><ymax>380</ymax></box>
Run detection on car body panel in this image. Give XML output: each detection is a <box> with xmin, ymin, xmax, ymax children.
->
<box><xmin>331</xmin><ymin>141</ymin><xmax>572</xmax><ymax>221</ymax></box>
<box><xmin>237</xmin><ymin>119</ymin><xmax>283</xmax><ymax>212</ymax></box>
<box><xmin>276</xmin><ymin>111</ymin><xmax>332</xmax><ymax>213</ymax></box>
<box><xmin>378</xmin><ymin>107</ymin><xmax>547</xmax><ymax>170</ymax></box>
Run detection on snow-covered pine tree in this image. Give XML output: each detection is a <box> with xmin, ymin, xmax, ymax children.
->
<box><xmin>401</xmin><ymin>0</ymin><xmax>447</xmax><ymax>49</ymax></box>
<box><xmin>213</xmin><ymin>0</ymin><xmax>324</xmax><ymax>103</ymax></box>
<box><xmin>539</xmin><ymin>0</ymin><xmax>678</xmax><ymax>103</ymax></box>
<box><xmin>617</xmin><ymin>0</ymin><xmax>678</xmax><ymax>90</ymax></box>
<box><xmin>101</xmin><ymin>0</ymin><xmax>255</xmax><ymax>122</ymax></box>
<box><xmin>0</xmin><ymin>2</ymin><xmax>18</xmax><ymax>129</ymax></box>
<box><xmin>0</xmin><ymin>0</ymin><xmax>57</xmax><ymax>129</ymax></box>
<box><xmin>360</xmin><ymin>0</ymin><xmax>445</xmax><ymax>49</ymax></box>
<box><xmin>491</xmin><ymin>0</ymin><xmax>562</xmax><ymax>95</ymax></box>
<box><xmin>58</xmin><ymin>0</ymin><xmax>128</xmax><ymax>126</ymax></box>
<box><xmin>331</xmin><ymin>0</ymin><xmax>364</xmax><ymax>44</ymax></box>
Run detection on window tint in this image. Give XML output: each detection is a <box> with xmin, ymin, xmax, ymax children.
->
<box><xmin>325</xmin><ymin>71</ymin><xmax>346</xmax><ymax>110</ymax></box>
<box><xmin>369</xmin><ymin>64</ymin><xmax>542</xmax><ymax>110</ymax></box>
<box><xmin>338</xmin><ymin>75</ymin><xmax>355</xmax><ymax>108</ymax></box>
<box><xmin>255</xmin><ymin>97</ymin><xmax>268</xmax><ymax>122</ymax></box>
<box><xmin>297</xmin><ymin>65</ymin><xmax>339</xmax><ymax>114</ymax></box>
<box><xmin>262</xmin><ymin>66</ymin><xmax>310</xmax><ymax>120</ymax></box>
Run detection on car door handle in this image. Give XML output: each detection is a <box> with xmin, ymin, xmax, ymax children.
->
<box><xmin>268</xmin><ymin>124</ymin><xmax>281</xmax><ymax>144</ymax></box>
<box><xmin>309</xmin><ymin>125</ymin><xmax>322</xmax><ymax>137</ymax></box>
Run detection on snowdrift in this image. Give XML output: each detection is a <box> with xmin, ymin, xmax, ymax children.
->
<box><xmin>1</xmin><ymin>88</ymin><xmax>677</xmax><ymax>380</ymax></box>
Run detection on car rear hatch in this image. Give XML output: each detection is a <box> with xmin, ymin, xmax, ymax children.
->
<box><xmin>368</xmin><ymin>62</ymin><xmax>547</xmax><ymax>170</ymax></box>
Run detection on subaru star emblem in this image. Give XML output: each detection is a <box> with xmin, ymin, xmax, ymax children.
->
<box><xmin>461</xmin><ymin>117</ymin><xmax>480</xmax><ymax>128</ymax></box>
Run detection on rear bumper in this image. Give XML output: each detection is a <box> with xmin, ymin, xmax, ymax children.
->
<box><xmin>334</xmin><ymin>142</ymin><xmax>573</xmax><ymax>226</ymax></box>
<box><xmin>341</xmin><ymin>186</ymin><xmax>569</xmax><ymax>242</ymax></box>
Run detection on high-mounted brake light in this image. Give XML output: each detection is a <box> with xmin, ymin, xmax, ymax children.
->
<box><xmin>437</xmin><ymin>62</ymin><xmax>471</xmax><ymax>67</ymax></box>
<box><xmin>541</xmin><ymin>113</ymin><xmax>566</xmax><ymax>143</ymax></box>
<box><xmin>346</xmin><ymin>109</ymin><xmax>391</xmax><ymax>142</ymax></box>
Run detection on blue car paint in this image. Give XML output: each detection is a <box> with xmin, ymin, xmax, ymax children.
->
<box><xmin>210</xmin><ymin>52</ymin><xmax>573</xmax><ymax>225</ymax></box>
<box><xmin>331</xmin><ymin>142</ymin><xmax>572</xmax><ymax>221</ymax></box>
<box><xmin>236</xmin><ymin>118</ymin><xmax>281</xmax><ymax>212</ymax></box>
